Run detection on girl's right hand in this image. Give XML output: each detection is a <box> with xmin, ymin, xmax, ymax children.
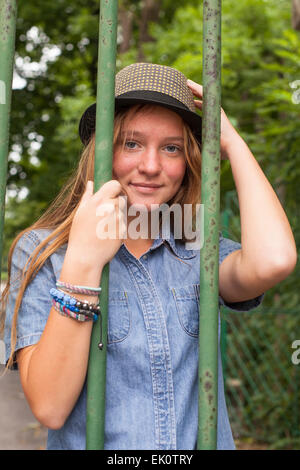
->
<box><xmin>66</xmin><ymin>180</ymin><xmax>127</xmax><ymax>270</ymax></box>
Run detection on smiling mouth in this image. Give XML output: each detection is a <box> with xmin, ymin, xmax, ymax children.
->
<box><xmin>129</xmin><ymin>183</ymin><xmax>163</xmax><ymax>192</ymax></box>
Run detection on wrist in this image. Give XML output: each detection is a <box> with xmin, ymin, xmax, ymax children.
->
<box><xmin>61</xmin><ymin>248</ymin><xmax>104</xmax><ymax>287</ymax></box>
<box><xmin>222</xmin><ymin>131</ymin><xmax>247</xmax><ymax>159</ymax></box>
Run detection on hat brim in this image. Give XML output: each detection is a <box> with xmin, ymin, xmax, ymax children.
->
<box><xmin>79</xmin><ymin>90</ymin><xmax>202</xmax><ymax>146</ymax></box>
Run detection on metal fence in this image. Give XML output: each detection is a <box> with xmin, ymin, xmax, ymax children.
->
<box><xmin>221</xmin><ymin>306</ymin><xmax>300</xmax><ymax>449</ymax></box>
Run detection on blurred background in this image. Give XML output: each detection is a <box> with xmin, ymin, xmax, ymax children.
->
<box><xmin>0</xmin><ymin>0</ymin><xmax>299</xmax><ymax>450</ymax></box>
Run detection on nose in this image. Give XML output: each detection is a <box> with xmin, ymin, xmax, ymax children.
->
<box><xmin>138</xmin><ymin>146</ymin><xmax>162</xmax><ymax>176</ymax></box>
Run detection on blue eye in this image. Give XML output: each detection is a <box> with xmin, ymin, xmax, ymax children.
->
<box><xmin>124</xmin><ymin>141</ymin><xmax>138</xmax><ymax>149</ymax></box>
<box><xmin>165</xmin><ymin>145</ymin><xmax>180</xmax><ymax>153</ymax></box>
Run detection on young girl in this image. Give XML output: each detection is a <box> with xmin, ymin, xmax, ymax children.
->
<box><xmin>1</xmin><ymin>63</ymin><xmax>297</xmax><ymax>450</ymax></box>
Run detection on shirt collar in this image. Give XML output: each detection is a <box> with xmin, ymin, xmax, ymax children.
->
<box><xmin>150</xmin><ymin>230</ymin><xmax>197</xmax><ymax>260</ymax></box>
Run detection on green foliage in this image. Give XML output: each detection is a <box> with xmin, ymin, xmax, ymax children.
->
<box><xmin>223</xmin><ymin>307</ymin><xmax>300</xmax><ymax>449</ymax></box>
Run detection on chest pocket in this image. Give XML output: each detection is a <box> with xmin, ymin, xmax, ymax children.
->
<box><xmin>107</xmin><ymin>290</ymin><xmax>131</xmax><ymax>344</ymax></box>
<box><xmin>172</xmin><ymin>284</ymin><xmax>200</xmax><ymax>337</ymax></box>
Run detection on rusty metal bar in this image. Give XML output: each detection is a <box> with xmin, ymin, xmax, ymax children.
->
<box><xmin>86</xmin><ymin>0</ymin><xmax>118</xmax><ymax>450</ymax></box>
<box><xmin>0</xmin><ymin>0</ymin><xmax>17</xmax><ymax>281</ymax></box>
<box><xmin>197</xmin><ymin>0</ymin><xmax>222</xmax><ymax>450</ymax></box>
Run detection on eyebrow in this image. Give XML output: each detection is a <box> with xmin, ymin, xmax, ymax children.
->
<box><xmin>120</xmin><ymin>130</ymin><xmax>184</xmax><ymax>141</ymax></box>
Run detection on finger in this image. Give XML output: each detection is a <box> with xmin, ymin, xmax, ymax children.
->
<box><xmin>96</xmin><ymin>202</ymin><xmax>115</xmax><ymax>218</ymax></box>
<box><xmin>194</xmin><ymin>99</ymin><xmax>203</xmax><ymax>109</ymax></box>
<box><xmin>117</xmin><ymin>195</ymin><xmax>127</xmax><ymax>212</ymax></box>
<box><xmin>109</xmin><ymin>196</ymin><xmax>127</xmax><ymax>214</ymax></box>
<box><xmin>187</xmin><ymin>79</ymin><xmax>203</xmax><ymax>97</ymax></box>
<box><xmin>118</xmin><ymin>216</ymin><xmax>127</xmax><ymax>240</ymax></box>
<box><xmin>95</xmin><ymin>180</ymin><xmax>123</xmax><ymax>200</ymax></box>
<box><xmin>80</xmin><ymin>180</ymin><xmax>94</xmax><ymax>205</ymax></box>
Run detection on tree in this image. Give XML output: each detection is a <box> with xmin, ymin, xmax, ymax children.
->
<box><xmin>292</xmin><ymin>0</ymin><xmax>300</xmax><ymax>29</ymax></box>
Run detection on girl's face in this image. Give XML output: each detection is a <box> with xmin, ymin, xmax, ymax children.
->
<box><xmin>113</xmin><ymin>105</ymin><xmax>187</xmax><ymax>211</ymax></box>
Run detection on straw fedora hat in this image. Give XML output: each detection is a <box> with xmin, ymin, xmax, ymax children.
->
<box><xmin>79</xmin><ymin>62</ymin><xmax>202</xmax><ymax>145</ymax></box>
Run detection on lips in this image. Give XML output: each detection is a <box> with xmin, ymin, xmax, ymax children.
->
<box><xmin>131</xmin><ymin>182</ymin><xmax>162</xmax><ymax>188</ymax></box>
<box><xmin>129</xmin><ymin>182</ymin><xmax>163</xmax><ymax>193</ymax></box>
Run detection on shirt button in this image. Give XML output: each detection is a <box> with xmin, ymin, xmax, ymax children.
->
<box><xmin>143</xmin><ymin>255</ymin><xmax>148</xmax><ymax>260</ymax></box>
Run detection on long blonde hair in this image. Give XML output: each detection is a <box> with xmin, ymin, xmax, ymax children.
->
<box><xmin>0</xmin><ymin>104</ymin><xmax>202</xmax><ymax>369</ymax></box>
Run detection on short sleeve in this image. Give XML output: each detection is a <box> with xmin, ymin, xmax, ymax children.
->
<box><xmin>4</xmin><ymin>230</ymin><xmax>55</xmax><ymax>367</ymax></box>
<box><xmin>218</xmin><ymin>232</ymin><xmax>264</xmax><ymax>312</ymax></box>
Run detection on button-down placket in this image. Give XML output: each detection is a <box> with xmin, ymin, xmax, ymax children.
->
<box><xmin>119</xmin><ymin>243</ymin><xmax>177</xmax><ymax>450</ymax></box>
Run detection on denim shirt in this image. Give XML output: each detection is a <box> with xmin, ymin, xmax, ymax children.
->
<box><xmin>5</xmin><ymin>228</ymin><xmax>264</xmax><ymax>450</ymax></box>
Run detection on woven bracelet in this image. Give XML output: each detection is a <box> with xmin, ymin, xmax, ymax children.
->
<box><xmin>56</xmin><ymin>280</ymin><xmax>101</xmax><ymax>296</ymax></box>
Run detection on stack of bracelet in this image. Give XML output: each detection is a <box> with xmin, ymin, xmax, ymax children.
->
<box><xmin>50</xmin><ymin>280</ymin><xmax>103</xmax><ymax>350</ymax></box>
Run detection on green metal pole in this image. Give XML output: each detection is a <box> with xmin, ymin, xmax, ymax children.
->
<box><xmin>86</xmin><ymin>0</ymin><xmax>118</xmax><ymax>450</ymax></box>
<box><xmin>197</xmin><ymin>0</ymin><xmax>222</xmax><ymax>449</ymax></box>
<box><xmin>0</xmin><ymin>0</ymin><xmax>17</xmax><ymax>281</ymax></box>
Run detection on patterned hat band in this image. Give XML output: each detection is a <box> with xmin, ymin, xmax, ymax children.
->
<box><xmin>79</xmin><ymin>63</ymin><xmax>202</xmax><ymax>145</ymax></box>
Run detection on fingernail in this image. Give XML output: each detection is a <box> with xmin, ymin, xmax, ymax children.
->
<box><xmin>187</xmin><ymin>79</ymin><xmax>196</xmax><ymax>86</ymax></box>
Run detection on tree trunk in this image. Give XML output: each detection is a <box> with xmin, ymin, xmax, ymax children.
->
<box><xmin>292</xmin><ymin>0</ymin><xmax>300</xmax><ymax>30</ymax></box>
<box><xmin>138</xmin><ymin>0</ymin><xmax>160</xmax><ymax>61</ymax></box>
<box><xmin>119</xmin><ymin>4</ymin><xmax>134</xmax><ymax>53</ymax></box>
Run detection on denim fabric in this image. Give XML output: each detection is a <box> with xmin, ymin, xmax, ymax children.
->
<box><xmin>4</xmin><ymin>228</ymin><xmax>264</xmax><ymax>450</ymax></box>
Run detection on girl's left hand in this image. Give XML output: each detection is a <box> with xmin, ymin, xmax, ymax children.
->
<box><xmin>187</xmin><ymin>79</ymin><xmax>240</xmax><ymax>160</ymax></box>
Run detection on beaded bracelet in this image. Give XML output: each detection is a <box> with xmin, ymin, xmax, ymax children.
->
<box><xmin>50</xmin><ymin>288</ymin><xmax>101</xmax><ymax>314</ymax></box>
<box><xmin>50</xmin><ymin>287</ymin><xmax>103</xmax><ymax>350</ymax></box>
<box><xmin>52</xmin><ymin>300</ymin><xmax>97</xmax><ymax>322</ymax></box>
<box><xmin>51</xmin><ymin>297</ymin><xmax>98</xmax><ymax>322</ymax></box>
<box><xmin>56</xmin><ymin>280</ymin><xmax>102</xmax><ymax>296</ymax></box>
